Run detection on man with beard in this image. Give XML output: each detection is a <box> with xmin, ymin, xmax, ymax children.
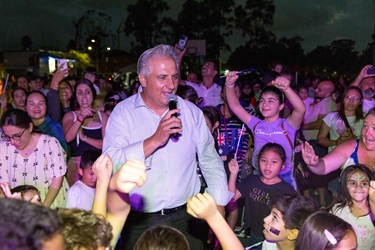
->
<box><xmin>301</xmin><ymin>80</ymin><xmax>337</xmax><ymax>208</ymax></box>
<box><xmin>351</xmin><ymin>65</ymin><xmax>375</xmax><ymax>113</ymax></box>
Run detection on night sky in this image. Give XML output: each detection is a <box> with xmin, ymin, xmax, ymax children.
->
<box><xmin>0</xmin><ymin>0</ymin><xmax>374</xmax><ymax>60</ymax></box>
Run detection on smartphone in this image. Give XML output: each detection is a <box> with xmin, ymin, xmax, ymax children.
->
<box><xmin>58</xmin><ymin>59</ymin><xmax>68</xmax><ymax>71</ymax></box>
<box><xmin>367</xmin><ymin>66</ymin><xmax>375</xmax><ymax>75</ymax></box>
<box><xmin>176</xmin><ymin>35</ymin><xmax>188</xmax><ymax>50</ymax></box>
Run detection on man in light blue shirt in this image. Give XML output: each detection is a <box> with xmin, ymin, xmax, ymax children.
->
<box><xmin>103</xmin><ymin>44</ymin><xmax>232</xmax><ymax>249</ymax></box>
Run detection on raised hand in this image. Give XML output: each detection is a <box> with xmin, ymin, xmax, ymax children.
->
<box><xmin>51</xmin><ymin>65</ymin><xmax>69</xmax><ymax>90</ymax></box>
<box><xmin>228</xmin><ymin>158</ymin><xmax>239</xmax><ymax>175</ymax></box>
<box><xmin>92</xmin><ymin>154</ymin><xmax>113</xmax><ymax>185</ymax></box>
<box><xmin>109</xmin><ymin>159</ymin><xmax>147</xmax><ymax>193</ymax></box>
<box><xmin>152</xmin><ymin>109</ymin><xmax>182</xmax><ymax>146</ymax></box>
<box><xmin>359</xmin><ymin>64</ymin><xmax>375</xmax><ymax>78</ymax></box>
<box><xmin>0</xmin><ymin>182</ymin><xmax>22</xmax><ymax>200</ymax></box>
<box><xmin>301</xmin><ymin>141</ymin><xmax>319</xmax><ymax>166</ymax></box>
<box><xmin>271</xmin><ymin>76</ymin><xmax>291</xmax><ymax>90</ymax></box>
<box><xmin>187</xmin><ymin>193</ymin><xmax>218</xmax><ymax>220</ymax></box>
<box><xmin>224</xmin><ymin>71</ymin><xmax>239</xmax><ymax>86</ymax></box>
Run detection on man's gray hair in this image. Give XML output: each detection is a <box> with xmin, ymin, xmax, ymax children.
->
<box><xmin>137</xmin><ymin>44</ymin><xmax>179</xmax><ymax>78</ymax></box>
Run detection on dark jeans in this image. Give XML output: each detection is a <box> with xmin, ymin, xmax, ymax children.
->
<box><xmin>115</xmin><ymin>208</ymin><xmax>204</xmax><ymax>250</ymax></box>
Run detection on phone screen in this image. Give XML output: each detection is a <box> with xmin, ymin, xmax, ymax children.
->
<box><xmin>58</xmin><ymin>59</ymin><xmax>68</xmax><ymax>70</ymax></box>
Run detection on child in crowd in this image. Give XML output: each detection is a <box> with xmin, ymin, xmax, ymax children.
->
<box><xmin>228</xmin><ymin>142</ymin><xmax>297</xmax><ymax>244</ymax></box>
<box><xmin>329</xmin><ymin>164</ymin><xmax>375</xmax><ymax>249</ymax></box>
<box><xmin>134</xmin><ymin>225</ymin><xmax>189</xmax><ymax>250</ymax></box>
<box><xmin>225</xmin><ymin>72</ymin><xmax>305</xmax><ymax>189</ymax></box>
<box><xmin>0</xmin><ymin>182</ymin><xmax>41</xmax><ymax>205</ymax></box>
<box><xmin>297</xmin><ymin>85</ymin><xmax>314</xmax><ymax>119</ymax></box>
<box><xmin>57</xmin><ymin>208</ymin><xmax>113</xmax><ymax>250</ymax></box>
<box><xmin>260</xmin><ymin>193</ymin><xmax>319</xmax><ymax>250</ymax></box>
<box><xmin>0</xmin><ymin>198</ymin><xmax>64</xmax><ymax>249</ymax></box>
<box><xmin>65</xmin><ymin>149</ymin><xmax>101</xmax><ymax>210</ymax></box>
<box><xmin>295</xmin><ymin>211</ymin><xmax>357</xmax><ymax>250</ymax></box>
<box><xmin>93</xmin><ymin>94</ymin><xmax>105</xmax><ymax>113</ymax></box>
<box><xmin>11</xmin><ymin>184</ymin><xmax>41</xmax><ymax>204</ymax></box>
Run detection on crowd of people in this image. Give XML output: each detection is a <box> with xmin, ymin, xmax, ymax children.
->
<box><xmin>0</xmin><ymin>44</ymin><xmax>374</xmax><ymax>250</ymax></box>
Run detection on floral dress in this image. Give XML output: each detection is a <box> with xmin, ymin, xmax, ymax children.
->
<box><xmin>0</xmin><ymin>134</ymin><xmax>69</xmax><ymax>208</ymax></box>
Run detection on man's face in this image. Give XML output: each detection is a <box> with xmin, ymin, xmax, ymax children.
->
<box><xmin>139</xmin><ymin>57</ymin><xmax>179</xmax><ymax>110</ymax></box>
<box><xmin>201</xmin><ymin>62</ymin><xmax>217</xmax><ymax>78</ymax></box>
<box><xmin>17</xmin><ymin>77</ymin><xmax>29</xmax><ymax>91</ymax></box>
<box><xmin>360</xmin><ymin>77</ymin><xmax>375</xmax><ymax>99</ymax></box>
<box><xmin>29</xmin><ymin>78</ymin><xmax>42</xmax><ymax>91</ymax></box>
<box><xmin>360</xmin><ymin>77</ymin><xmax>375</xmax><ymax>91</ymax></box>
<box><xmin>315</xmin><ymin>81</ymin><xmax>331</xmax><ymax>99</ymax></box>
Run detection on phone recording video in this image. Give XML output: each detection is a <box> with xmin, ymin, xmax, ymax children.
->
<box><xmin>176</xmin><ymin>35</ymin><xmax>188</xmax><ymax>51</ymax></box>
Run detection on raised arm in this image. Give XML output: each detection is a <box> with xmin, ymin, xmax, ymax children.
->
<box><xmin>91</xmin><ymin>154</ymin><xmax>113</xmax><ymax>217</ymax></box>
<box><xmin>187</xmin><ymin>193</ymin><xmax>244</xmax><ymax>250</ymax></box>
<box><xmin>272</xmin><ymin>77</ymin><xmax>305</xmax><ymax>129</ymax></box>
<box><xmin>224</xmin><ymin>71</ymin><xmax>252</xmax><ymax>125</ymax></box>
<box><xmin>351</xmin><ymin>65</ymin><xmax>374</xmax><ymax>87</ymax></box>
<box><xmin>107</xmin><ymin>159</ymin><xmax>147</xmax><ymax>247</ymax></box>
<box><xmin>43</xmin><ymin>176</ymin><xmax>63</xmax><ymax>207</ymax></box>
<box><xmin>47</xmin><ymin>66</ymin><xmax>69</xmax><ymax>121</ymax></box>
<box><xmin>302</xmin><ymin>140</ymin><xmax>353</xmax><ymax>175</ymax></box>
<box><xmin>317</xmin><ymin>121</ymin><xmax>337</xmax><ymax>147</ymax></box>
<box><xmin>228</xmin><ymin>159</ymin><xmax>242</xmax><ymax>202</ymax></box>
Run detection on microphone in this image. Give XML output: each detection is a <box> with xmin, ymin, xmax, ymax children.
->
<box><xmin>219</xmin><ymin>68</ymin><xmax>260</xmax><ymax>79</ymax></box>
<box><xmin>167</xmin><ymin>94</ymin><xmax>179</xmax><ymax>138</ymax></box>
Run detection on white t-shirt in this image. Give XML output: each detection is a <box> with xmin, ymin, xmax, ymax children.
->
<box><xmin>303</xmin><ymin>97</ymin><xmax>337</xmax><ymax>140</ymax></box>
<box><xmin>65</xmin><ymin>180</ymin><xmax>96</xmax><ymax>210</ymax></box>
<box><xmin>362</xmin><ymin>98</ymin><xmax>375</xmax><ymax>113</ymax></box>
<box><xmin>186</xmin><ymin>81</ymin><xmax>222</xmax><ymax>108</ymax></box>
<box><xmin>331</xmin><ymin>204</ymin><xmax>375</xmax><ymax>250</ymax></box>
<box><xmin>322</xmin><ymin>112</ymin><xmax>363</xmax><ymax>152</ymax></box>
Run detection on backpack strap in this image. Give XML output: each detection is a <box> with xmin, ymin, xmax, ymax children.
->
<box><xmin>253</xmin><ymin>121</ymin><xmax>261</xmax><ymax>132</ymax></box>
<box><xmin>281</xmin><ymin>120</ymin><xmax>293</xmax><ymax>149</ymax></box>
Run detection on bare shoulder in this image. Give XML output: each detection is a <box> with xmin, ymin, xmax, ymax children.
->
<box><xmin>334</xmin><ymin>139</ymin><xmax>357</xmax><ymax>155</ymax></box>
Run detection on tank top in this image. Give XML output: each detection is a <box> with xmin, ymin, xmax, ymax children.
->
<box><xmin>69</xmin><ymin>111</ymin><xmax>103</xmax><ymax>157</ymax></box>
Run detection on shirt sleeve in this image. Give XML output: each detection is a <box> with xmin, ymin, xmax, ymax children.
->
<box><xmin>47</xmin><ymin>89</ymin><xmax>62</xmax><ymax>122</ymax></box>
<box><xmin>195</xmin><ymin>108</ymin><xmax>233</xmax><ymax>206</ymax></box>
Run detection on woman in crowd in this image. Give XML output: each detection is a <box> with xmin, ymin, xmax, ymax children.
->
<box><xmin>302</xmin><ymin>107</ymin><xmax>375</xmax><ymax>175</ymax></box>
<box><xmin>26</xmin><ymin>91</ymin><xmax>68</xmax><ymax>152</ymax></box>
<box><xmin>12</xmin><ymin>87</ymin><xmax>27</xmax><ymax>111</ymax></box>
<box><xmin>317</xmin><ymin>86</ymin><xmax>364</xmax><ymax>202</ymax></box>
<box><xmin>0</xmin><ymin>109</ymin><xmax>68</xmax><ymax>208</ymax></box>
<box><xmin>47</xmin><ymin>66</ymin><xmax>74</xmax><ymax>122</ymax></box>
<box><xmin>62</xmin><ymin>78</ymin><xmax>108</xmax><ymax>186</ymax></box>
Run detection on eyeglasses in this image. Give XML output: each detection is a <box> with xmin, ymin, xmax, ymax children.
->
<box><xmin>344</xmin><ymin>95</ymin><xmax>360</xmax><ymax>102</ymax></box>
<box><xmin>1</xmin><ymin>128</ymin><xmax>27</xmax><ymax>142</ymax></box>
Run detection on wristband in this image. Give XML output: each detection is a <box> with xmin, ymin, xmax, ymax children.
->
<box><xmin>81</xmin><ymin>135</ymin><xmax>87</xmax><ymax>142</ymax></box>
<box><xmin>225</xmin><ymin>82</ymin><xmax>235</xmax><ymax>88</ymax></box>
<box><xmin>77</xmin><ymin>117</ymin><xmax>84</xmax><ymax>123</ymax></box>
